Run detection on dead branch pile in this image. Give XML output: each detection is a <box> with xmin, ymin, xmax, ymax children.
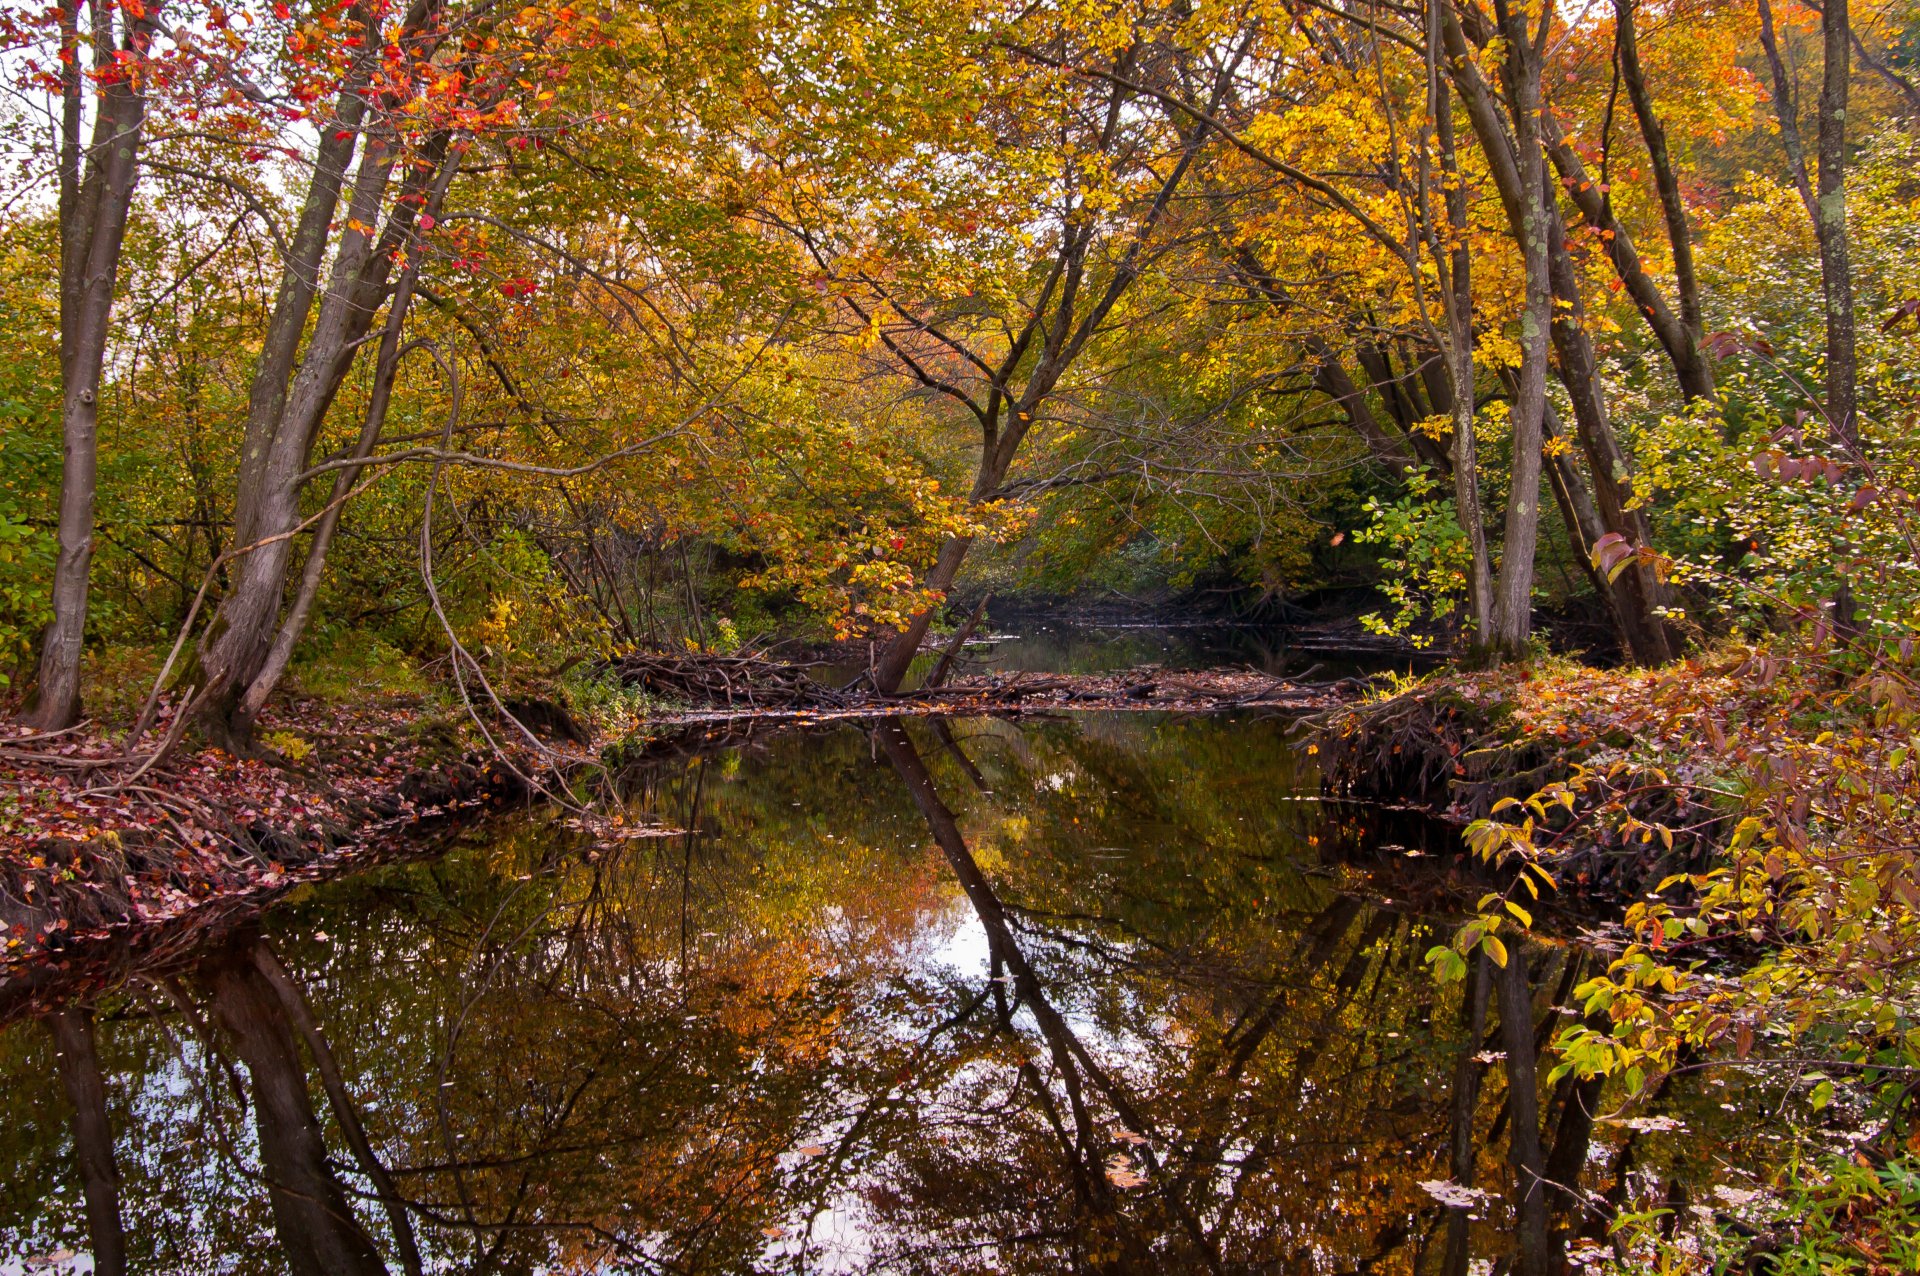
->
<box><xmin>606</xmin><ymin>652</ymin><xmax>849</xmax><ymax>709</ymax></box>
<box><xmin>1316</xmin><ymin>683</ymin><xmax>1724</xmax><ymax>899</ymax></box>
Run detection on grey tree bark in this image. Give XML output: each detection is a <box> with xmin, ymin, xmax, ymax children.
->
<box><xmin>197</xmin><ymin>110</ymin><xmax>451</xmax><ymax>747</ymax></box>
<box><xmin>1429</xmin><ymin>1</ymin><xmax>1493</xmax><ymax>653</ymax></box>
<box><xmin>1445</xmin><ymin>0</ymin><xmax>1678</xmax><ymax>663</ymax></box>
<box><xmin>1611</xmin><ymin>0</ymin><xmax>1713</xmax><ymax>401</ymax></box>
<box><xmin>1488</xmin><ymin>0</ymin><xmax>1554</xmax><ymax>659</ymax></box>
<box><xmin>1758</xmin><ymin>0</ymin><xmax>1857</xmax><ymax>446</ymax></box>
<box><xmin>26</xmin><ymin>0</ymin><xmax>152</xmax><ymax>729</ymax></box>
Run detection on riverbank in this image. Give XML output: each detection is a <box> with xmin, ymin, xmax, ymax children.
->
<box><xmin>1319</xmin><ymin>640</ymin><xmax>1920</xmax><ymax>1269</ymax></box>
<box><xmin>0</xmin><ymin>692</ymin><xmax>546</xmax><ymax>970</ymax></box>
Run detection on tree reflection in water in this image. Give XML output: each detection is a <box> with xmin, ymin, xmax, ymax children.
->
<box><xmin>0</xmin><ymin>712</ymin><xmax>1755</xmax><ymax>1273</ymax></box>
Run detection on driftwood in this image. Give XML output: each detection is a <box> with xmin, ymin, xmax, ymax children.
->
<box><xmin>606</xmin><ymin>652</ymin><xmax>850</xmax><ymax>709</ymax></box>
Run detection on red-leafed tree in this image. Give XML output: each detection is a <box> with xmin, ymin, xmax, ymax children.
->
<box><xmin>176</xmin><ymin>0</ymin><xmax>601</xmax><ymax>748</ymax></box>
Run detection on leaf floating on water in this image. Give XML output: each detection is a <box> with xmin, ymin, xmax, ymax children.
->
<box><xmin>1607</xmin><ymin>1114</ymin><xmax>1686</xmax><ymax>1133</ymax></box>
<box><xmin>1418</xmin><ymin>1179</ymin><xmax>1494</xmax><ymax>1209</ymax></box>
<box><xmin>797</xmin><ymin>1145</ymin><xmax>826</xmax><ymax>1157</ymax></box>
<box><xmin>1105</xmin><ymin>1154</ymin><xmax>1147</xmax><ymax>1188</ymax></box>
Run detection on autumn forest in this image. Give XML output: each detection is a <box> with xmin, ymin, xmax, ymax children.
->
<box><xmin>0</xmin><ymin>0</ymin><xmax>1918</xmax><ymax>1269</ymax></box>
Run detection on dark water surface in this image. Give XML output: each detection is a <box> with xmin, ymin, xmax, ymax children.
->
<box><xmin>0</xmin><ymin>711</ymin><xmax>1757</xmax><ymax>1274</ymax></box>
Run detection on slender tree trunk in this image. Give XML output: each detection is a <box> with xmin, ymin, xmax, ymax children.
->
<box><xmin>1759</xmin><ymin>0</ymin><xmax>1856</xmax><ymax>445</ymax></box>
<box><xmin>1612</xmin><ymin>0</ymin><xmax>1713</xmax><ymax>400</ymax></box>
<box><xmin>46</xmin><ymin>1009</ymin><xmax>127</xmax><ymax>1276</ymax></box>
<box><xmin>1545</xmin><ymin>213</ymin><xmax>1675</xmax><ymax>664</ymax></box>
<box><xmin>1816</xmin><ymin>0</ymin><xmax>1857</xmax><ymax>448</ymax></box>
<box><xmin>200</xmin><ymin>130</ymin><xmax>446</xmax><ymax>746</ymax></box>
<box><xmin>1540</xmin><ymin>109</ymin><xmax>1713</xmax><ymax>403</ymax></box>
<box><xmin>867</xmin><ymin>45</ymin><xmax>1239</xmax><ymax>695</ymax></box>
<box><xmin>1431</xmin><ymin>15</ymin><xmax>1494</xmax><ymax>653</ymax></box>
<box><xmin>231</xmin><ymin>11</ymin><xmax>376</xmax><ymax>548</ymax></box>
<box><xmin>27</xmin><ymin>4</ymin><xmax>148</xmax><ymax>729</ymax></box>
<box><xmin>237</xmin><ymin>150</ymin><xmax>457</xmax><ymax>724</ymax></box>
<box><xmin>1492</xmin><ymin>0</ymin><xmax>1553</xmax><ymax>660</ymax></box>
<box><xmin>871</xmin><ymin>534</ymin><xmax>975</xmax><ymax>694</ymax></box>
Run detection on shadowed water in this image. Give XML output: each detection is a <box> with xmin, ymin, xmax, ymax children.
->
<box><xmin>0</xmin><ymin>711</ymin><xmax>1764</xmax><ymax>1274</ymax></box>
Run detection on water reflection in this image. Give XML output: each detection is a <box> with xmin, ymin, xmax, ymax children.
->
<box><xmin>1</xmin><ymin>713</ymin><xmax>1744</xmax><ymax>1273</ymax></box>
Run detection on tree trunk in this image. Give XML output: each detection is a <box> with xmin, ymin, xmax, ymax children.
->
<box><xmin>236</xmin><ymin>151</ymin><xmax>457</xmax><ymax>725</ymax></box>
<box><xmin>231</xmin><ymin>16</ymin><xmax>376</xmax><ymax>548</ymax></box>
<box><xmin>1545</xmin><ymin>212</ymin><xmax>1676</xmax><ymax>664</ymax></box>
<box><xmin>1758</xmin><ymin>0</ymin><xmax>1857</xmax><ymax>446</ymax></box>
<box><xmin>26</xmin><ymin>5</ymin><xmax>148</xmax><ymax>729</ymax></box>
<box><xmin>1816</xmin><ymin>0</ymin><xmax>1857</xmax><ymax>449</ymax></box>
<box><xmin>1431</xmin><ymin>24</ymin><xmax>1494</xmax><ymax>653</ymax></box>
<box><xmin>871</xmin><ymin>534</ymin><xmax>976</xmax><ymax>694</ymax></box>
<box><xmin>1540</xmin><ymin>107</ymin><xmax>1713</xmax><ymax>403</ymax></box>
<box><xmin>199</xmin><ymin>131</ymin><xmax>446</xmax><ymax>746</ymax></box>
<box><xmin>1612</xmin><ymin>0</ymin><xmax>1712</xmax><ymax>400</ymax></box>
<box><xmin>1492</xmin><ymin>0</ymin><xmax>1554</xmax><ymax>660</ymax></box>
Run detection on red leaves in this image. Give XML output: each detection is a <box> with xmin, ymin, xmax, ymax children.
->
<box><xmin>1756</xmin><ymin>450</ymin><xmax>1848</xmax><ymax>487</ymax></box>
<box><xmin>1703</xmin><ymin>330</ymin><xmax>1775</xmax><ymax>359</ymax></box>
<box><xmin>272</xmin><ymin>1</ymin><xmax>290</xmax><ymax>17</ymax></box>
<box><xmin>499</xmin><ymin>277</ymin><xmax>538</xmax><ymax>298</ymax></box>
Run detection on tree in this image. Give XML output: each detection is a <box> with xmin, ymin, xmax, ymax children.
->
<box><xmin>191</xmin><ymin>0</ymin><xmax>594</xmax><ymax>747</ymax></box>
<box><xmin>749</xmin><ymin>0</ymin><xmax>1250</xmax><ymax>692</ymax></box>
<box><xmin>15</xmin><ymin>0</ymin><xmax>158</xmax><ymax>728</ymax></box>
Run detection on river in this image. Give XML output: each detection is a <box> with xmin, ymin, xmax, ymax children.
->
<box><xmin>0</xmin><ymin>638</ymin><xmax>1766</xmax><ymax>1273</ymax></box>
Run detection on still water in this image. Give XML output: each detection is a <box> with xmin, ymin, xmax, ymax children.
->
<box><xmin>0</xmin><ymin>711</ymin><xmax>1750</xmax><ymax>1273</ymax></box>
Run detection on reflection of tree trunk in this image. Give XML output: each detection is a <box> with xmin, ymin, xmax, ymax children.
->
<box><xmin>877</xmin><ymin>723</ymin><xmax>1106</xmax><ymax>1173</ymax></box>
<box><xmin>1494</xmin><ymin>945</ymin><xmax>1553</xmax><ymax>1276</ymax></box>
<box><xmin>1440</xmin><ymin>953</ymin><xmax>1491</xmax><ymax>1276</ymax></box>
<box><xmin>202</xmin><ymin>942</ymin><xmax>390</xmax><ymax>1276</ymax></box>
<box><xmin>876</xmin><ymin>719</ymin><xmax>1173</xmax><ymax>1271</ymax></box>
<box><xmin>46</xmin><ymin>1009</ymin><xmax>127</xmax><ymax>1276</ymax></box>
<box><xmin>930</xmin><ymin>717</ymin><xmax>990</xmax><ymax>792</ymax></box>
<box><xmin>1212</xmin><ymin>908</ymin><xmax>1395</xmax><ymax>1239</ymax></box>
<box><xmin>250</xmin><ymin>942</ymin><xmax>425</xmax><ymax>1276</ymax></box>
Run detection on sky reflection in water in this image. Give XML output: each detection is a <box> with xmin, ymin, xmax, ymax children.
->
<box><xmin>0</xmin><ymin>711</ymin><xmax>1753</xmax><ymax>1274</ymax></box>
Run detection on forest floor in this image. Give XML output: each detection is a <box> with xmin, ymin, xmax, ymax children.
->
<box><xmin>0</xmin><ymin>659</ymin><xmax>1362</xmax><ymax>981</ymax></box>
